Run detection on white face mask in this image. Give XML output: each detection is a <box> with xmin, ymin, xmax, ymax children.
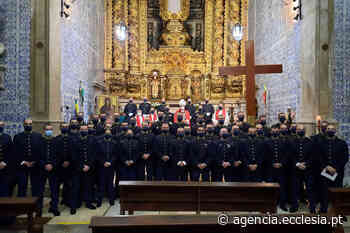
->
<box><xmin>137</xmin><ymin>112</ymin><xmax>142</xmax><ymax>116</ymax></box>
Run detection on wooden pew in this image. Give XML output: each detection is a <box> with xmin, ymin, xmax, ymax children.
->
<box><xmin>0</xmin><ymin>197</ymin><xmax>39</xmax><ymax>233</ymax></box>
<box><xmin>89</xmin><ymin>215</ymin><xmax>335</xmax><ymax>233</ymax></box>
<box><xmin>328</xmin><ymin>188</ymin><xmax>350</xmax><ymax>233</ymax></box>
<box><xmin>119</xmin><ymin>181</ymin><xmax>279</xmax><ymax>215</ymax></box>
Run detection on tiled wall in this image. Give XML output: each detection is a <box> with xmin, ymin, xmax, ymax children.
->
<box><xmin>0</xmin><ymin>0</ymin><xmax>31</xmax><ymax>136</ymax></box>
<box><xmin>332</xmin><ymin>0</ymin><xmax>350</xmax><ymax>148</ymax></box>
<box><xmin>61</xmin><ymin>0</ymin><xmax>104</xmax><ymax>123</ymax></box>
<box><xmin>254</xmin><ymin>0</ymin><xmax>301</xmax><ymax>126</ymax></box>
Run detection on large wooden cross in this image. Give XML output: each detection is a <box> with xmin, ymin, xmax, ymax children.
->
<box><xmin>219</xmin><ymin>40</ymin><xmax>283</xmax><ymax>121</ymax></box>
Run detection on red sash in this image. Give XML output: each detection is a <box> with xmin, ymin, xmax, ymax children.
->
<box><xmin>215</xmin><ymin>109</ymin><xmax>226</xmax><ymax>120</ymax></box>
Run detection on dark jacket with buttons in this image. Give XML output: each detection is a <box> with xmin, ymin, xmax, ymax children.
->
<box><xmin>170</xmin><ymin>136</ymin><xmax>190</xmax><ymax>165</ymax></box>
<box><xmin>53</xmin><ymin>134</ymin><xmax>74</xmax><ymax>168</ymax></box>
<box><xmin>119</xmin><ymin>137</ymin><xmax>141</xmax><ymax>164</ymax></box>
<box><xmin>0</xmin><ymin>133</ymin><xmax>13</xmax><ymax>174</ymax></box>
<box><xmin>191</xmin><ymin>136</ymin><xmax>214</xmax><ymax>167</ymax></box>
<box><xmin>290</xmin><ymin>136</ymin><xmax>313</xmax><ymax>172</ymax></box>
<box><xmin>319</xmin><ymin>136</ymin><xmax>348</xmax><ymax>184</ymax></box>
<box><xmin>240</xmin><ymin>136</ymin><xmax>267</xmax><ymax>165</ymax></box>
<box><xmin>72</xmin><ymin>136</ymin><xmax>96</xmax><ymax>173</ymax></box>
<box><xmin>154</xmin><ymin>133</ymin><xmax>174</xmax><ymax>163</ymax></box>
<box><xmin>39</xmin><ymin>136</ymin><xmax>59</xmax><ymax>172</ymax></box>
<box><xmin>95</xmin><ymin>135</ymin><xmax>119</xmax><ymax>167</ymax></box>
<box><xmin>215</xmin><ymin>138</ymin><xmax>236</xmax><ymax>166</ymax></box>
<box><xmin>13</xmin><ymin>131</ymin><xmax>42</xmax><ymax>168</ymax></box>
<box><xmin>136</xmin><ymin>131</ymin><xmax>154</xmax><ymax>159</ymax></box>
<box><xmin>266</xmin><ymin>136</ymin><xmax>290</xmax><ymax>167</ymax></box>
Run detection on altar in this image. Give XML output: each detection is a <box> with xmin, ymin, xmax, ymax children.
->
<box><xmin>103</xmin><ymin>0</ymin><xmax>248</xmax><ymax>103</ymax></box>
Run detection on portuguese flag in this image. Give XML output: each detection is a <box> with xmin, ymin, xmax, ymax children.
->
<box><xmin>263</xmin><ymin>85</ymin><xmax>268</xmax><ymax>105</ymax></box>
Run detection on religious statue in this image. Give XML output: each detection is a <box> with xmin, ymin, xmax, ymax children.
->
<box><xmin>149</xmin><ymin>71</ymin><xmax>162</xmax><ymax>100</ymax></box>
<box><xmin>189</xmin><ymin>70</ymin><xmax>203</xmax><ymax>101</ymax></box>
<box><xmin>183</xmin><ymin>75</ymin><xmax>192</xmax><ymax>97</ymax></box>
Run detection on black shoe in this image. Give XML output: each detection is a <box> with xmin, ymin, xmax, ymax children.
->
<box><xmin>70</xmin><ymin>209</ymin><xmax>76</xmax><ymax>215</ymax></box>
<box><xmin>49</xmin><ymin>208</ymin><xmax>61</xmax><ymax>216</ymax></box>
<box><xmin>96</xmin><ymin>200</ymin><xmax>102</xmax><ymax>208</ymax></box>
<box><xmin>86</xmin><ymin>203</ymin><xmax>96</xmax><ymax>210</ymax></box>
<box><xmin>280</xmin><ymin>206</ymin><xmax>288</xmax><ymax>212</ymax></box>
<box><xmin>109</xmin><ymin>200</ymin><xmax>115</xmax><ymax>206</ymax></box>
<box><xmin>289</xmin><ymin>207</ymin><xmax>298</xmax><ymax>213</ymax></box>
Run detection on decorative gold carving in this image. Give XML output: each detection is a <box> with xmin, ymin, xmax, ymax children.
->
<box><xmin>159</xmin><ymin>0</ymin><xmax>190</xmax><ymax>21</ymax></box>
<box><xmin>213</xmin><ymin>0</ymin><xmax>224</xmax><ymax>73</ymax></box>
<box><xmin>104</xmin><ymin>0</ymin><xmax>248</xmax><ymax>101</ymax></box>
<box><xmin>128</xmin><ymin>0</ymin><xmax>140</xmax><ymax>73</ymax></box>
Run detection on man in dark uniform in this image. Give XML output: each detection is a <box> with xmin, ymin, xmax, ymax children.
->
<box><xmin>0</xmin><ymin>121</ymin><xmax>12</xmax><ymax>197</ymax></box>
<box><xmin>139</xmin><ymin>97</ymin><xmax>151</xmax><ymax>114</ymax></box>
<box><xmin>191</xmin><ymin>127</ymin><xmax>212</xmax><ymax>181</ymax></box>
<box><xmin>241</xmin><ymin>127</ymin><xmax>266</xmax><ymax>182</ymax></box>
<box><xmin>171</xmin><ymin>114</ymin><xmax>186</xmax><ymax>135</ymax></box>
<box><xmin>54</xmin><ymin>123</ymin><xmax>73</xmax><ymax>208</ymax></box>
<box><xmin>13</xmin><ymin>119</ymin><xmax>42</xmax><ymax>199</ymax></box>
<box><xmin>185</xmin><ymin>98</ymin><xmax>196</xmax><ymax>120</ymax></box>
<box><xmin>258</xmin><ymin>115</ymin><xmax>271</xmax><ymax>137</ymax></box>
<box><xmin>273</xmin><ymin>112</ymin><xmax>287</xmax><ymax>128</ymax></box>
<box><xmin>87</xmin><ymin>123</ymin><xmax>96</xmax><ymax>136</ymax></box>
<box><xmin>119</xmin><ymin>129</ymin><xmax>140</xmax><ymax>180</ymax></box>
<box><xmin>151</xmin><ymin>111</ymin><xmax>164</xmax><ymax>135</ymax></box>
<box><xmin>96</xmin><ymin>113</ymin><xmax>107</xmax><ymax>136</ymax></box>
<box><xmin>202</xmin><ymin>99</ymin><xmax>214</xmax><ymax>123</ymax></box>
<box><xmin>266</xmin><ymin>125</ymin><xmax>291</xmax><ymax>212</ymax></box>
<box><xmin>212</xmin><ymin>128</ymin><xmax>235</xmax><ymax>182</ymax></box>
<box><xmin>39</xmin><ymin>124</ymin><xmax>60</xmax><ymax>216</ymax></box>
<box><xmin>215</xmin><ymin>115</ymin><xmax>226</xmax><ymax>135</ymax></box>
<box><xmin>91</xmin><ymin>114</ymin><xmax>99</xmax><ymax>128</ymax></box>
<box><xmin>318</xmin><ymin>124</ymin><xmax>348</xmax><ymax>213</ymax></box>
<box><xmin>257</xmin><ymin>123</ymin><xmax>270</xmax><ymax>182</ymax></box>
<box><xmin>124</xmin><ymin>97</ymin><xmax>137</xmax><ymax>120</ymax></box>
<box><xmin>77</xmin><ymin>112</ymin><xmax>84</xmax><ymax>126</ymax></box>
<box><xmin>191</xmin><ymin>114</ymin><xmax>206</xmax><ymax>137</ymax></box>
<box><xmin>237</xmin><ymin>112</ymin><xmax>250</xmax><ymax>134</ymax></box>
<box><xmin>154</xmin><ymin>123</ymin><xmax>174</xmax><ymax>181</ymax></box>
<box><xmin>290</xmin><ymin>125</ymin><xmax>315</xmax><ymax>213</ymax></box>
<box><xmin>95</xmin><ymin>128</ymin><xmax>118</xmax><ymax>207</ymax></box>
<box><xmin>136</xmin><ymin>122</ymin><xmax>154</xmax><ymax>181</ymax></box>
<box><xmin>127</xmin><ymin>117</ymin><xmax>140</xmax><ymax>135</ymax></box>
<box><xmin>71</xmin><ymin>125</ymin><xmax>96</xmax><ymax>215</ymax></box>
<box><xmin>157</xmin><ymin>98</ymin><xmax>167</xmax><ymax>113</ymax></box>
<box><xmin>170</xmin><ymin>128</ymin><xmax>190</xmax><ymax>181</ymax></box>
<box><xmin>111</xmin><ymin>113</ymin><xmax>121</xmax><ymax>135</ymax></box>
<box><xmin>206</xmin><ymin>124</ymin><xmax>218</xmax><ymax>140</ymax></box>
<box><xmin>229</xmin><ymin>125</ymin><xmax>246</xmax><ymax>182</ymax></box>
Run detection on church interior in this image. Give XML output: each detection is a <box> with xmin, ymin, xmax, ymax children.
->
<box><xmin>0</xmin><ymin>0</ymin><xmax>350</xmax><ymax>232</ymax></box>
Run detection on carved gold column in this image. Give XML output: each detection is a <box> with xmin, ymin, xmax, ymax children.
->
<box><xmin>104</xmin><ymin>0</ymin><xmax>113</xmax><ymax>86</ymax></box>
<box><xmin>112</xmin><ymin>0</ymin><xmax>126</xmax><ymax>70</ymax></box>
<box><xmin>226</xmin><ymin>0</ymin><xmax>240</xmax><ymax>66</ymax></box>
<box><xmin>139</xmin><ymin>0</ymin><xmax>147</xmax><ymax>74</ymax></box>
<box><xmin>128</xmin><ymin>0</ymin><xmax>140</xmax><ymax>73</ymax></box>
<box><xmin>205</xmin><ymin>0</ymin><xmax>214</xmax><ymax>74</ymax></box>
<box><xmin>241</xmin><ymin>0</ymin><xmax>248</xmax><ymax>66</ymax></box>
<box><xmin>213</xmin><ymin>0</ymin><xmax>224</xmax><ymax>74</ymax></box>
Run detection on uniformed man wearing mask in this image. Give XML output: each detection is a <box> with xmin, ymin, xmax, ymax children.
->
<box><xmin>95</xmin><ymin>127</ymin><xmax>118</xmax><ymax>207</ymax></box>
<box><xmin>136</xmin><ymin>122</ymin><xmax>154</xmax><ymax>181</ymax></box>
<box><xmin>119</xmin><ymin>129</ymin><xmax>140</xmax><ymax>180</ymax></box>
<box><xmin>0</xmin><ymin>121</ymin><xmax>13</xmax><ymax>197</ymax></box>
<box><xmin>170</xmin><ymin>128</ymin><xmax>190</xmax><ymax>181</ymax></box>
<box><xmin>39</xmin><ymin>124</ymin><xmax>60</xmax><ymax>216</ymax></box>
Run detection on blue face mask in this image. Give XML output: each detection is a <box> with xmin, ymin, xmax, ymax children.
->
<box><xmin>45</xmin><ymin>130</ymin><xmax>53</xmax><ymax>137</ymax></box>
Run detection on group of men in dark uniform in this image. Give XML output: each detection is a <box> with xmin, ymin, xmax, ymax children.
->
<box><xmin>0</xmin><ymin>99</ymin><xmax>348</xmax><ymax>217</ymax></box>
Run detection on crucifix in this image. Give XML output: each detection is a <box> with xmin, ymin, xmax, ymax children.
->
<box><xmin>219</xmin><ymin>40</ymin><xmax>283</xmax><ymax>122</ymax></box>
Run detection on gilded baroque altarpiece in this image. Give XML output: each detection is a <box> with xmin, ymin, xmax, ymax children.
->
<box><xmin>104</xmin><ymin>0</ymin><xmax>248</xmax><ymax>102</ymax></box>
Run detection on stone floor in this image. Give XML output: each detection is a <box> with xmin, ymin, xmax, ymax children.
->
<box><xmin>1</xmin><ymin>198</ymin><xmax>349</xmax><ymax>233</ymax></box>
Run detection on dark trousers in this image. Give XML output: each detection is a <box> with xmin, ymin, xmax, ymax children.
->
<box><xmin>0</xmin><ymin>172</ymin><xmax>9</xmax><ymax>197</ymax></box>
<box><xmin>295</xmin><ymin>170</ymin><xmax>314</xmax><ymax>210</ymax></box>
<box><xmin>17</xmin><ymin>168</ymin><xmax>41</xmax><ymax>198</ymax></box>
<box><xmin>119</xmin><ymin>164</ymin><xmax>137</xmax><ymax>181</ymax></box>
<box><xmin>97</xmin><ymin>166</ymin><xmax>115</xmax><ymax>201</ymax></box>
<box><xmin>155</xmin><ymin>161</ymin><xmax>175</xmax><ymax>181</ymax></box>
<box><xmin>191</xmin><ymin>167</ymin><xmax>210</xmax><ymax>182</ymax></box>
<box><xmin>58</xmin><ymin>167</ymin><xmax>72</xmax><ymax>205</ymax></box>
<box><xmin>232</xmin><ymin>165</ymin><xmax>247</xmax><ymax>182</ymax></box>
<box><xmin>247</xmin><ymin>166</ymin><xmax>262</xmax><ymax>182</ymax></box>
<box><xmin>319</xmin><ymin>174</ymin><xmax>343</xmax><ymax>213</ymax></box>
<box><xmin>71</xmin><ymin>172</ymin><xmax>93</xmax><ymax>209</ymax></box>
<box><xmin>212</xmin><ymin>166</ymin><xmax>233</xmax><ymax>182</ymax></box>
<box><xmin>136</xmin><ymin>158</ymin><xmax>153</xmax><ymax>181</ymax></box>
<box><xmin>271</xmin><ymin>167</ymin><xmax>288</xmax><ymax>208</ymax></box>
<box><xmin>173</xmin><ymin>165</ymin><xmax>187</xmax><ymax>181</ymax></box>
<box><xmin>39</xmin><ymin>171</ymin><xmax>59</xmax><ymax>210</ymax></box>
